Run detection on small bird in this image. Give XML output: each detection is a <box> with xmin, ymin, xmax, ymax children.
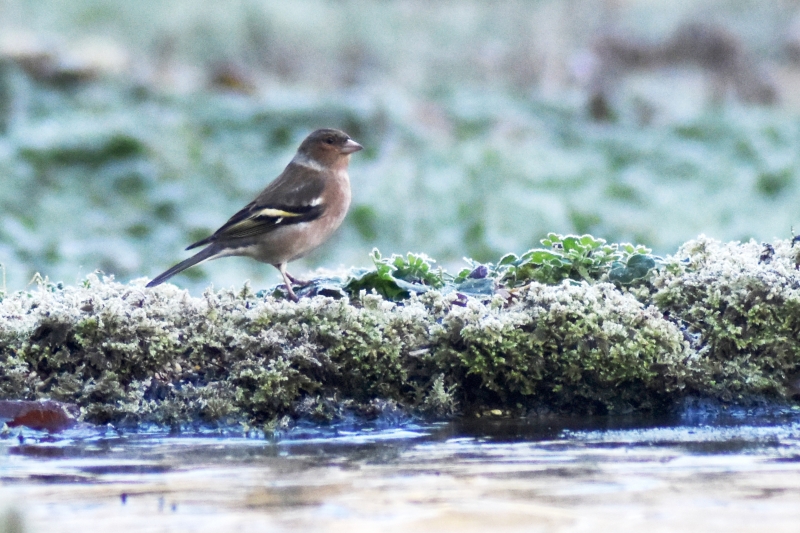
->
<box><xmin>146</xmin><ymin>128</ymin><xmax>362</xmax><ymax>301</ymax></box>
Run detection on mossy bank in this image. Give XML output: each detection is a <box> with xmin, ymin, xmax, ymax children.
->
<box><xmin>1</xmin><ymin>235</ymin><xmax>800</xmax><ymax>430</ymax></box>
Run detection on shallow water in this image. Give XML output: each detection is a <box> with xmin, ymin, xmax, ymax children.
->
<box><xmin>2</xmin><ymin>415</ymin><xmax>800</xmax><ymax>532</ymax></box>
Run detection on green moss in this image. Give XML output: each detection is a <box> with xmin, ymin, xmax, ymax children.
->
<box><xmin>430</xmin><ymin>284</ymin><xmax>687</xmax><ymax>414</ymax></box>
<box><xmin>0</xmin><ymin>277</ymin><xmax>679</xmax><ymax>426</ymax></box>
<box><xmin>2</xmin><ymin>237</ymin><xmax>800</xmax><ymax>429</ymax></box>
<box><xmin>653</xmin><ymin>236</ymin><xmax>800</xmax><ymax>402</ymax></box>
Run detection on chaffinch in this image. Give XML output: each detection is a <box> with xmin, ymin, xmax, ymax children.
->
<box><xmin>146</xmin><ymin>128</ymin><xmax>363</xmax><ymax>301</ymax></box>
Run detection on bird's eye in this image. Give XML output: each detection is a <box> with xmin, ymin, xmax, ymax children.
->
<box><xmin>325</xmin><ymin>137</ymin><xmax>335</xmax><ymax>145</ymax></box>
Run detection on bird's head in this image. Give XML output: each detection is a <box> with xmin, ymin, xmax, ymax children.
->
<box><xmin>297</xmin><ymin>128</ymin><xmax>363</xmax><ymax>168</ymax></box>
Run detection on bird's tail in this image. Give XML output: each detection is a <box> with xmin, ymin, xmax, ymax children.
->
<box><xmin>146</xmin><ymin>246</ymin><xmax>218</xmax><ymax>288</ymax></box>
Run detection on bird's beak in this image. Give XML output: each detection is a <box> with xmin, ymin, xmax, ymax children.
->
<box><xmin>340</xmin><ymin>139</ymin><xmax>363</xmax><ymax>154</ymax></box>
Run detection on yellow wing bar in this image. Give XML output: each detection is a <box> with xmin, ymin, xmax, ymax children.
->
<box><xmin>253</xmin><ymin>207</ymin><xmax>305</xmax><ymax>218</ymax></box>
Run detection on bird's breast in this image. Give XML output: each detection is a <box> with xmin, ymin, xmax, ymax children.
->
<box><xmin>322</xmin><ymin>169</ymin><xmax>352</xmax><ymax>224</ymax></box>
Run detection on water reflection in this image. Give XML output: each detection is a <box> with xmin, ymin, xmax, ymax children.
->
<box><xmin>2</xmin><ymin>416</ymin><xmax>800</xmax><ymax>532</ymax></box>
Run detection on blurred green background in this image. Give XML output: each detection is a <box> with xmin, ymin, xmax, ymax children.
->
<box><xmin>1</xmin><ymin>0</ymin><xmax>800</xmax><ymax>292</ymax></box>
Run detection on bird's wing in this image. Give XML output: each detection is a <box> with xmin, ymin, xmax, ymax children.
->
<box><xmin>186</xmin><ymin>164</ymin><xmax>327</xmax><ymax>250</ymax></box>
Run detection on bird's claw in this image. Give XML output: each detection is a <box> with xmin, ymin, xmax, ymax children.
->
<box><xmin>286</xmin><ymin>273</ymin><xmax>312</xmax><ymax>287</ymax></box>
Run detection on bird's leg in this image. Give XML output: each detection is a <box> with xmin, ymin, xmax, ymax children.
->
<box><xmin>277</xmin><ymin>263</ymin><xmax>299</xmax><ymax>302</ymax></box>
<box><xmin>285</xmin><ymin>272</ymin><xmax>312</xmax><ymax>287</ymax></box>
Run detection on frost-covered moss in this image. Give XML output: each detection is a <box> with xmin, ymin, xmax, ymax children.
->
<box><xmin>0</xmin><ymin>272</ymin><xmax>689</xmax><ymax>427</ymax></box>
<box><xmin>3</xmin><ymin>237</ymin><xmax>800</xmax><ymax>429</ymax></box>
<box><xmin>429</xmin><ymin>283</ymin><xmax>688</xmax><ymax>413</ymax></box>
<box><xmin>653</xmin><ymin>236</ymin><xmax>800</xmax><ymax>402</ymax></box>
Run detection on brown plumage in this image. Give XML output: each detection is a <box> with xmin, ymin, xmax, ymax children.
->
<box><xmin>146</xmin><ymin>128</ymin><xmax>362</xmax><ymax>300</ymax></box>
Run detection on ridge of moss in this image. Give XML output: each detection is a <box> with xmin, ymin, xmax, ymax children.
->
<box><xmin>652</xmin><ymin>236</ymin><xmax>800</xmax><ymax>402</ymax></box>
<box><xmin>1</xmin><ymin>236</ymin><xmax>799</xmax><ymax>430</ymax></box>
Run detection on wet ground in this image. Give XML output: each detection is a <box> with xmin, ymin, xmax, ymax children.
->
<box><xmin>2</xmin><ymin>413</ymin><xmax>800</xmax><ymax>532</ymax></box>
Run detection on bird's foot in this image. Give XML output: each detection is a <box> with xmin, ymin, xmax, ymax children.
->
<box><xmin>278</xmin><ymin>265</ymin><xmax>309</xmax><ymax>302</ymax></box>
<box><xmin>282</xmin><ymin>283</ymin><xmax>299</xmax><ymax>302</ymax></box>
<box><xmin>286</xmin><ymin>273</ymin><xmax>312</xmax><ymax>287</ymax></box>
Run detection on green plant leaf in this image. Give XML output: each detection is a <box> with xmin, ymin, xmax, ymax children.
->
<box><xmin>608</xmin><ymin>254</ymin><xmax>657</xmax><ymax>285</ymax></box>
